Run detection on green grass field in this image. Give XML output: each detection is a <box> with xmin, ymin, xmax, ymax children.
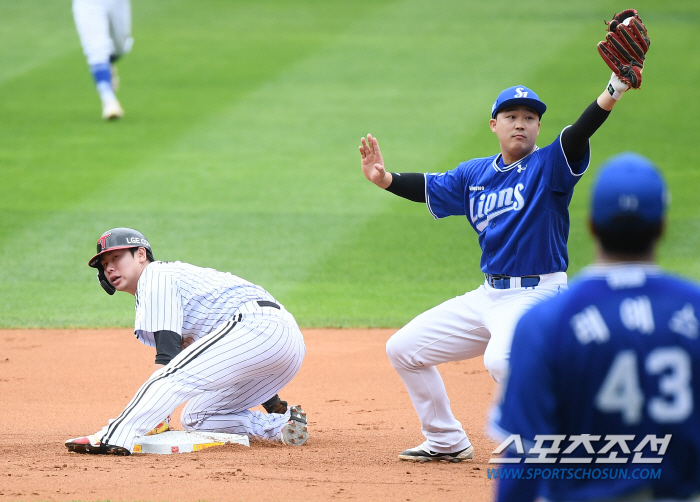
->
<box><xmin>1</xmin><ymin>0</ymin><xmax>699</xmax><ymax>328</ymax></box>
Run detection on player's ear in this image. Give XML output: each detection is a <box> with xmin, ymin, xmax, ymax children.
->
<box><xmin>658</xmin><ymin>218</ymin><xmax>667</xmax><ymax>240</ymax></box>
<box><xmin>489</xmin><ymin>118</ymin><xmax>497</xmax><ymax>132</ymax></box>
<box><xmin>587</xmin><ymin>218</ymin><xmax>598</xmax><ymax>238</ymax></box>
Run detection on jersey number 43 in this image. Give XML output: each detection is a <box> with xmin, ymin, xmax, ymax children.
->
<box><xmin>595</xmin><ymin>347</ymin><xmax>693</xmax><ymax>425</ymax></box>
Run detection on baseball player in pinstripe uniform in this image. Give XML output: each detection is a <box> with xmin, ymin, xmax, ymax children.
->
<box><xmin>65</xmin><ymin>228</ymin><xmax>308</xmax><ymax>455</ymax></box>
<box><xmin>72</xmin><ymin>0</ymin><xmax>132</xmax><ymax>120</ymax></box>
<box><xmin>359</xmin><ymin>64</ymin><xmax>642</xmax><ymax>460</ymax></box>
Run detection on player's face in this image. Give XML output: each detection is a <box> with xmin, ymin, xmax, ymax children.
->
<box><xmin>490</xmin><ymin>106</ymin><xmax>541</xmax><ymax>163</ymax></box>
<box><xmin>100</xmin><ymin>248</ymin><xmax>148</xmax><ymax>295</ymax></box>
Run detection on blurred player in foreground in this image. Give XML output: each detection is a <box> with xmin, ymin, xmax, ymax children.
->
<box><xmin>72</xmin><ymin>0</ymin><xmax>131</xmax><ymax>120</ymax></box>
<box><xmin>359</xmin><ymin>11</ymin><xmax>650</xmax><ymax>462</ymax></box>
<box><xmin>65</xmin><ymin>228</ymin><xmax>307</xmax><ymax>455</ymax></box>
<box><xmin>490</xmin><ymin>153</ymin><xmax>700</xmax><ymax>501</ymax></box>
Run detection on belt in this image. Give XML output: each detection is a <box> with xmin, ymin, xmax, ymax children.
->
<box><xmin>257</xmin><ymin>300</ymin><xmax>280</xmax><ymax>309</ymax></box>
<box><xmin>485</xmin><ymin>274</ymin><xmax>540</xmax><ymax>289</ymax></box>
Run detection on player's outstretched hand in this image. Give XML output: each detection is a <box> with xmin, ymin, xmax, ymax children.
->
<box><xmin>360</xmin><ymin>134</ymin><xmax>391</xmax><ymax>189</ymax></box>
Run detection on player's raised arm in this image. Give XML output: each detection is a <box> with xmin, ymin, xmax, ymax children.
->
<box><xmin>360</xmin><ymin>134</ymin><xmax>392</xmax><ymax>188</ymax></box>
<box><xmin>561</xmin><ymin>10</ymin><xmax>650</xmax><ymax>166</ymax></box>
<box><xmin>359</xmin><ymin>134</ymin><xmax>427</xmax><ymax>203</ymax></box>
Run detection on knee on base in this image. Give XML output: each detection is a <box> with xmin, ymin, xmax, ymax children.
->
<box><xmin>179</xmin><ymin>411</ymin><xmax>202</xmax><ymax>431</ymax></box>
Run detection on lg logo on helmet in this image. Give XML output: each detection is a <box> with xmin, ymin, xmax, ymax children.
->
<box><xmin>126</xmin><ymin>237</ymin><xmax>149</xmax><ymax>246</ymax></box>
<box><xmin>514</xmin><ymin>87</ymin><xmax>529</xmax><ymax>98</ymax></box>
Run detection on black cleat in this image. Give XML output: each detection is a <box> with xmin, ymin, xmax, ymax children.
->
<box><xmin>398</xmin><ymin>444</ymin><xmax>473</xmax><ymax>463</ymax></box>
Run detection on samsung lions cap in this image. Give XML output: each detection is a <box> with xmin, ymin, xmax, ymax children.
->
<box><xmin>491</xmin><ymin>85</ymin><xmax>547</xmax><ymax>119</ymax></box>
<box><xmin>590</xmin><ymin>152</ymin><xmax>669</xmax><ymax>229</ymax></box>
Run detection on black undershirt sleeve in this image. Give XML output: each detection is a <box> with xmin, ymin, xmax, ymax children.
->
<box><xmin>383</xmin><ymin>105</ymin><xmax>608</xmax><ymax>199</ymax></box>
<box><xmin>154</xmin><ymin>330</ymin><xmax>181</xmax><ymax>365</ymax></box>
<box><xmin>560</xmin><ymin>100</ymin><xmax>611</xmax><ymax>164</ymax></box>
<box><xmin>385</xmin><ymin>172</ymin><xmax>426</xmax><ymax>203</ymax></box>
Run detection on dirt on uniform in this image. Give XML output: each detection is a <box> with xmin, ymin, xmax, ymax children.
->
<box><xmin>0</xmin><ymin>328</ymin><xmax>498</xmax><ymax>501</ymax></box>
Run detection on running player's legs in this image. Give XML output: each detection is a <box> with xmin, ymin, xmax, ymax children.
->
<box><xmin>386</xmin><ymin>289</ymin><xmax>490</xmax><ymax>453</ymax></box>
<box><xmin>72</xmin><ymin>0</ymin><xmax>113</xmax><ymax>65</ymax></box>
<box><xmin>103</xmin><ymin>311</ymin><xmax>305</xmax><ymax>451</ymax></box>
<box><xmin>106</xmin><ymin>0</ymin><xmax>133</xmax><ymax>58</ymax></box>
<box><xmin>72</xmin><ymin>0</ymin><xmax>123</xmax><ymax>117</ymax></box>
<box><xmin>482</xmin><ymin>272</ymin><xmax>567</xmax><ymax>384</ymax></box>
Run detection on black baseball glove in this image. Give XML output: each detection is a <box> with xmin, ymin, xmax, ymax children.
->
<box><xmin>262</xmin><ymin>394</ymin><xmax>288</xmax><ymax>414</ymax></box>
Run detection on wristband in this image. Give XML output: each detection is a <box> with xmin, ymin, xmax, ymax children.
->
<box><xmin>606</xmin><ymin>73</ymin><xmax>629</xmax><ymax>101</ymax></box>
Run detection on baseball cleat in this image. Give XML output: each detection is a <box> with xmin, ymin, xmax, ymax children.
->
<box><xmin>102</xmin><ymin>99</ymin><xmax>124</xmax><ymax>120</ymax></box>
<box><xmin>279</xmin><ymin>405</ymin><xmax>308</xmax><ymax>446</ymax></box>
<box><xmin>398</xmin><ymin>444</ymin><xmax>474</xmax><ymax>463</ymax></box>
<box><xmin>65</xmin><ymin>434</ymin><xmax>131</xmax><ymax>456</ymax></box>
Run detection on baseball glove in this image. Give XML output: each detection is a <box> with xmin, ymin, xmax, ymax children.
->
<box><xmin>262</xmin><ymin>394</ymin><xmax>288</xmax><ymax>414</ymax></box>
<box><xmin>597</xmin><ymin>9</ymin><xmax>650</xmax><ymax>89</ymax></box>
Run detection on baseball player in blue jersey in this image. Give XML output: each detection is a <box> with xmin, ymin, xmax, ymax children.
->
<box><xmin>359</xmin><ymin>39</ymin><xmax>644</xmax><ymax>461</ymax></box>
<box><xmin>65</xmin><ymin>228</ymin><xmax>308</xmax><ymax>455</ymax></box>
<box><xmin>72</xmin><ymin>0</ymin><xmax>132</xmax><ymax>120</ymax></box>
<box><xmin>490</xmin><ymin>153</ymin><xmax>700</xmax><ymax>501</ymax></box>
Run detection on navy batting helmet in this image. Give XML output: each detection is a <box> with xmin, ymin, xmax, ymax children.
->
<box><xmin>89</xmin><ymin>228</ymin><xmax>154</xmax><ymax>295</ymax></box>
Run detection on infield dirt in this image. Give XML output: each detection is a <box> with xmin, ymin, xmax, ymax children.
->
<box><xmin>0</xmin><ymin>329</ymin><xmax>498</xmax><ymax>501</ymax></box>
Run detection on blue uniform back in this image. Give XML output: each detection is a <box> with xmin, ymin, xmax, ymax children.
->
<box><xmin>424</xmin><ymin>130</ymin><xmax>590</xmax><ymax>276</ymax></box>
<box><xmin>493</xmin><ymin>264</ymin><xmax>700</xmax><ymax>500</ymax></box>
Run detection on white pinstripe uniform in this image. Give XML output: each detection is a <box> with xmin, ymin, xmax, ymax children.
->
<box><xmin>101</xmin><ymin>261</ymin><xmax>306</xmax><ymax>453</ymax></box>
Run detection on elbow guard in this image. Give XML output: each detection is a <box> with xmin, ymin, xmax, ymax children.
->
<box><xmin>154</xmin><ymin>330</ymin><xmax>181</xmax><ymax>365</ymax></box>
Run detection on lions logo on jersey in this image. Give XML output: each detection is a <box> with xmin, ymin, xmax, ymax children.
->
<box><xmin>469</xmin><ymin>183</ymin><xmax>526</xmax><ymax>231</ymax></box>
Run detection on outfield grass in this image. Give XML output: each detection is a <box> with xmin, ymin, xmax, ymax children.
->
<box><xmin>1</xmin><ymin>0</ymin><xmax>699</xmax><ymax>328</ymax></box>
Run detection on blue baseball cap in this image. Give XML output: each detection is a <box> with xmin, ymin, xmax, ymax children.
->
<box><xmin>590</xmin><ymin>152</ymin><xmax>669</xmax><ymax>229</ymax></box>
<box><xmin>491</xmin><ymin>86</ymin><xmax>547</xmax><ymax>119</ymax></box>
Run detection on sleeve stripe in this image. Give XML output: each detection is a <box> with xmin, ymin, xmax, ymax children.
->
<box><xmin>425</xmin><ymin>173</ymin><xmax>440</xmax><ymax>220</ymax></box>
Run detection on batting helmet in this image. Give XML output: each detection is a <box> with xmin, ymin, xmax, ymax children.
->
<box><xmin>89</xmin><ymin>228</ymin><xmax>155</xmax><ymax>295</ymax></box>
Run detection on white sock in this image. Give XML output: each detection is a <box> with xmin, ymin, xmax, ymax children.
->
<box><xmin>97</xmin><ymin>81</ymin><xmax>117</xmax><ymax>104</ymax></box>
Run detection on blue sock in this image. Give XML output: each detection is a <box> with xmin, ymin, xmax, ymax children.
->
<box><xmin>90</xmin><ymin>63</ymin><xmax>116</xmax><ymax>102</ymax></box>
<box><xmin>90</xmin><ymin>63</ymin><xmax>112</xmax><ymax>87</ymax></box>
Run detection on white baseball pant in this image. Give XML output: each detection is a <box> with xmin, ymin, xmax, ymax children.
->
<box><xmin>386</xmin><ymin>272</ymin><xmax>567</xmax><ymax>453</ymax></box>
<box><xmin>72</xmin><ymin>0</ymin><xmax>133</xmax><ymax>66</ymax></box>
<box><xmin>101</xmin><ymin>302</ymin><xmax>306</xmax><ymax>452</ymax></box>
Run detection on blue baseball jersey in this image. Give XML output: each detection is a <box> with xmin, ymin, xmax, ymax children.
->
<box><xmin>425</xmin><ymin>128</ymin><xmax>589</xmax><ymax>276</ymax></box>
<box><xmin>491</xmin><ymin>264</ymin><xmax>700</xmax><ymax>501</ymax></box>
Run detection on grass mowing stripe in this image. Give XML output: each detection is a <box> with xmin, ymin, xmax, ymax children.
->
<box><xmin>1</xmin><ymin>0</ymin><xmax>699</xmax><ymax>328</ymax></box>
<box><xmin>0</xmin><ymin>1</ymin><xmax>77</xmax><ymax>85</ymax></box>
<box><xmin>0</xmin><ymin>0</ymin><xmax>400</xmax><ymax>327</ymax></box>
<box><xmin>283</xmin><ymin>0</ymin><xmax>612</xmax><ymax>326</ymax></box>
<box><xmin>287</xmin><ymin>0</ymin><xmax>700</xmax><ymax>326</ymax></box>
<box><xmin>0</xmin><ymin>0</ymin><xmax>395</xmax><ymax>213</ymax></box>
